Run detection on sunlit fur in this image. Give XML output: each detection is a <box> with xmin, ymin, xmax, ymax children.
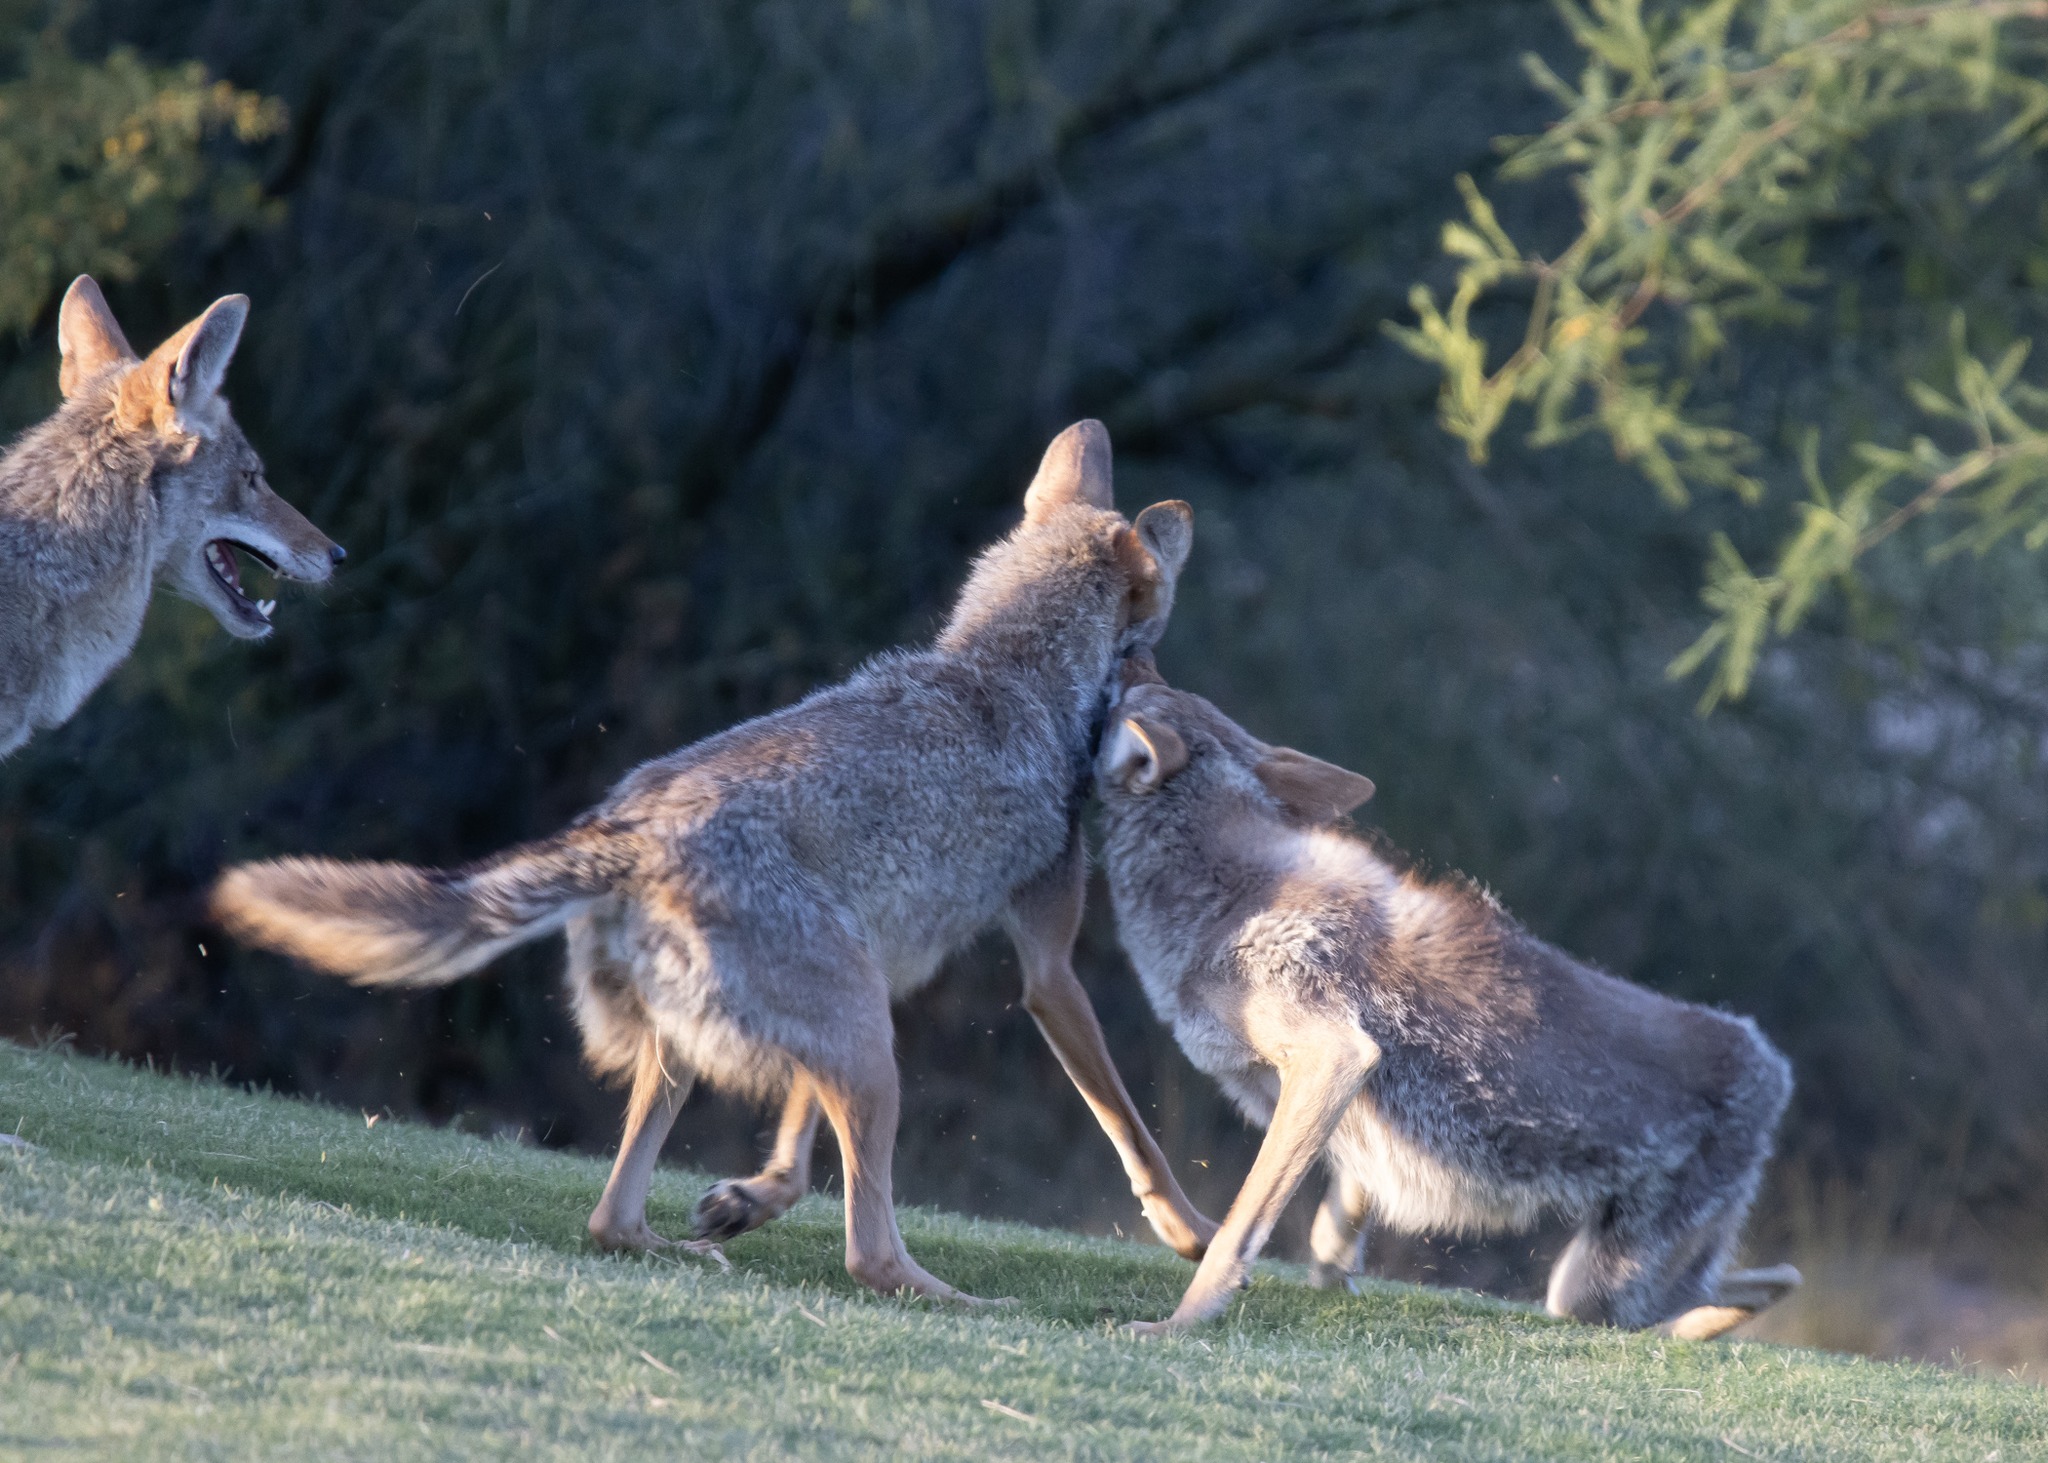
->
<box><xmin>1097</xmin><ymin>675</ymin><xmax>1800</xmax><ymax>1336</ymax></box>
<box><xmin>0</xmin><ymin>278</ymin><xmax>339</xmax><ymax>758</ymax></box>
<box><xmin>217</xmin><ymin>493</ymin><xmax>1183</xmax><ymax>1095</ymax></box>
<box><xmin>212</xmin><ymin>421</ymin><xmax>1197</xmax><ymax>1295</ymax></box>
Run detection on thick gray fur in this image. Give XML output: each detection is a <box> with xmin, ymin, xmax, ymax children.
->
<box><xmin>214</xmin><ymin>421</ymin><xmax>1207</xmax><ymax>1298</ymax></box>
<box><xmin>0</xmin><ymin>277</ymin><xmax>341</xmax><ymax>758</ymax></box>
<box><xmin>1097</xmin><ymin>668</ymin><xmax>1800</xmax><ymax>1335</ymax></box>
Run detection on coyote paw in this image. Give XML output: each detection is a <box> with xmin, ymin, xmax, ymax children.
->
<box><xmin>692</xmin><ymin>1179</ymin><xmax>772</xmax><ymax>1242</ymax></box>
<box><xmin>589</xmin><ymin>1217</ymin><xmax>662</xmax><ymax>1254</ymax></box>
<box><xmin>673</xmin><ymin>1237</ymin><xmax>734</xmax><ymax>1272</ymax></box>
<box><xmin>1120</xmin><ymin>1318</ymin><xmax>1182</xmax><ymax>1340</ymax></box>
<box><xmin>1714</xmin><ymin>1263</ymin><xmax>1803</xmax><ymax>1311</ymax></box>
<box><xmin>1656</xmin><ymin>1263</ymin><xmax>1803</xmax><ymax>1340</ymax></box>
<box><xmin>1657</xmin><ymin>1305</ymin><xmax>1754</xmax><ymax>1342</ymax></box>
<box><xmin>591</xmin><ymin>1219</ymin><xmax>734</xmax><ymax>1271</ymax></box>
<box><xmin>849</xmin><ymin>1257</ymin><xmax>1006</xmax><ymax>1305</ymax></box>
<box><xmin>1306</xmin><ymin>1261</ymin><xmax>1362</xmax><ymax>1294</ymax></box>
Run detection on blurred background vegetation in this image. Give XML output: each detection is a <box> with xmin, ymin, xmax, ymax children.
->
<box><xmin>5</xmin><ymin>0</ymin><xmax>2048</xmax><ymax>1370</ymax></box>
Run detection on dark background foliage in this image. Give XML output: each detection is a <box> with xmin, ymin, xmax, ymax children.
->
<box><xmin>4</xmin><ymin>0</ymin><xmax>2046</xmax><ymax>1287</ymax></box>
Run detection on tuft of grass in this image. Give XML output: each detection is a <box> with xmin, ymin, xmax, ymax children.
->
<box><xmin>3</xmin><ymin>1042</ymin><xmax>2046</xmax><ymax>1460</ymax></box>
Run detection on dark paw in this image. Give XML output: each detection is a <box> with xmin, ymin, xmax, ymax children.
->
<box><xmin>692</xmin><ymin>1179</ymin><xmax>765</xmax><ymax>1241</ymax></box>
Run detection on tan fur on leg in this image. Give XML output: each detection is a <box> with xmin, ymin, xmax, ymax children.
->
<box><xmin>808</xmin><ymin>1049</ymin><xmax>992</xmax><ymax>1304</ymax></box>
<box><xmin>588</xmin><ymin>1034</ymin><xmax>726</xmax><ymax>1268</ymax></box>
<box><xmin>1307</xmin><ymin>1172</ymin><xmax>1371</xmax><ymax>1292</ymax></box>
<box><xmin>1659</xmin><ymin>1305</ymin><xmax>1753</xmax><ymax>1341</ymax></box>
<box><xmin>1008</xmin><ymin>830</ymin><xmax>1216</xmax><ymax>1261</ymax></box>
<box><xmin>1130</xmin><ymin>1033</ymin><xmax>1373</xmax><ymax>1334</ymax></box>
<box><xmin>1658</xmin><ymin>1263</ymin><xmax>1803</xmax><ymax>1339</ymax></box>
<box><xmin>694</xmin><ymin>1072</ymin><xmax>821</xmax><ymax>1240</ymax></box>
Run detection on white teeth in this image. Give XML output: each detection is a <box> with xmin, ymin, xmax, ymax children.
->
<box><xmin>256</xmin><ymin>599</ymin><xmax>275</xmax><ymax>619</ymax></box>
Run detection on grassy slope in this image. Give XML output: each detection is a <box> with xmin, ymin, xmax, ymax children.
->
<box><xmin>1</xmin><ymin>1043</ymin><xmax>2042</xmax><ymax>1462</ymax></box>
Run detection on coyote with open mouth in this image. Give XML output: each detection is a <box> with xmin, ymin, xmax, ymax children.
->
<box><xmin>0</xmin><ymin>276</ymin><xmax>344</xmax><ymax>758</ymax></box>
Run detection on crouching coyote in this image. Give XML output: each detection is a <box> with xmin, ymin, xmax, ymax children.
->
<box><xmin>0</xmin><ymin>277</ymin><xmax>345</xmax><ymax>758</ymax></box>
<box><xmin>213</xmin><ymin>421</ymin><xmax>1216</xmax><ymax>1302</ymax></box>
<box><xmin>1095</xmin><ymin>657</ymin><xmax>1801</xmax><ymax>1339</ymax></box>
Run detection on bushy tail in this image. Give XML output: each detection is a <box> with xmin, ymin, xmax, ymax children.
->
<box><xmin>210</xmin><ymin>826</ymin><xmax>636</xmax><ymax>988</ymax></box>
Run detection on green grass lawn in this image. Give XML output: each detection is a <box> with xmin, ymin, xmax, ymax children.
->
<box><xmin>1</xmin><ymin>1042</ymin><xmax>2041</xmax><ymax>1461</ymax></box>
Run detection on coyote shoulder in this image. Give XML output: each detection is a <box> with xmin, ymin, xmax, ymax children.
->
<box><xmin>0</xmin><ymin>277</ymin><xmax>342</xmax><ymax>759</ymax></box>
<box><xmin>1096</xmin><ymin>660</ymin><xmax>1800</xmax><ymax>1339</ymax></box>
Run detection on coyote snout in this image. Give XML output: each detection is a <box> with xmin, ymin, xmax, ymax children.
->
<box><xmin>166</xmin><ymin>446</ymin><xmax>344</xmax><ymax>642</ymax></box>
<box><xmin>0</xmin><ymin>277</ymin><xmax>342</xmax><ymax>755</ymax></box>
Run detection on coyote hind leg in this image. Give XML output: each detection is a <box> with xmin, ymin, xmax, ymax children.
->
<box><xmin>587</xmin><ymin>1030</ymin><xmax>726</xmax><ymax>1267</ymax></box>
<box><xmin>1307</xmin><ymin>1171</ymin><xmax>1371</xmax><ymax>1292</ymax></box>
<box><xmin>1548</xmin><ymin>1162</ymin><xmax>1794</xmax><ymax>1338</ymax></box>
<box><xmin>693</xmin><ymin>1071</ymin><xmax>821</xmax><ymax>1241</ymax></box>
<box><xmin>1554</xmin><ymin>1032</ymin><xmax>1794</xmax><ymax>1338</ymax></box>
<box><xmin>805</xmin><ymin>1036</ymin><xmax>993</xmax><ymax>1305</ymax></box>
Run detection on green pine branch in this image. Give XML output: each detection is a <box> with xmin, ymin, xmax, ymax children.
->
<box><xmin>1390</xmin><ymin>0</ymin><xmax>2048</xmax><ymax>707</ymax></box>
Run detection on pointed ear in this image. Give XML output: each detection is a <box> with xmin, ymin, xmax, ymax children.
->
<box><xmin>119</xmin><ymin>295</ymin><xmax>251</xmax><ymax>433</ymax></box>
<box><xmin>167</xmin><ymin>294</ymin><xmax>250</xmax><ymax>409</ymax></box>
<box><xmin>1132</xmin><ymin>500</ymin><xmax>1193</xmax><ymax>581</ymax></box>
<box><xmin>57</xmin><ymin>276</ymin><xmax>136</xmax><ymax>398</ymax></box>
<box><xmin>1102</xmin><ymin>713</ymin><xmax>1188</xmax><ymax>792</ymax></box>
<box><xmin>1254</xmin><ymin>747</ymin><xmax>1375</xmax><ymax>823</ymax></box>
<box><xmin>1115</xmin><ymin>499</ymin><xmax>1194</xmax><ymax>637</ymax></box>
<box><xmin>1023</xmin><ymin>419</ymin><xmax>1114</xmax><ymax>525</ymax></box>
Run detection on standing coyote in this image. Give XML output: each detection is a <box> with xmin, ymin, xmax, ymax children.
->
<box><xmin>212</xmin><ymin>422</ymin><xmax>1216</xmax><ymax>1301</ymax></box>
<box><xmin>0</xmin><ymin>277</ymin><xmax>344</xmax><ymax>758</ymax></box>
<box><xmin>1095</xmin><ymin>658</ymin><xmax>1801</xmax><ymax>1338</ymax></box>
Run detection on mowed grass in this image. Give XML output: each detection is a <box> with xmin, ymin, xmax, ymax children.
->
<box><xmin>1</xmin><ymin>1043</ymin><xmax>2042</xmax><ymax>1461</ymax></box>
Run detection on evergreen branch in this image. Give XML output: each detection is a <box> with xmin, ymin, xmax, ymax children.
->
<box><xmin>1394</xmin><ymin>0</ymin><xmax>2048</xmax><ymax>708</ymax></box>
<box><xmin>1657</xmin><ymin>96</ymin><xmax>1816</xmax><ymax>227</ymax></box>
<box><xmin>1858</xmin><ymin>438</ymin><xmax>2048</xmax><ymax>550</ymax></box>
<box><xmin>1579</xmin><ymin>1</ymin><xmax>2048</xmax><ymax>129</ymax></box>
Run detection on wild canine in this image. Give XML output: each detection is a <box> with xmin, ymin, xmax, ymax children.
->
<box><xmin>1095</xmin><ymin>659</ymin><xmax>1801</xmax><ymax>1338</ymax></box>
<box><xmin>0</xmin><ymin>277</ymin><xmax>344</xmax><ymax>759</ymax></box>
<box><xmin>212</xmin><ymin>421</ymin><xmax>1216</xmax><ymax>1301</ymax></box>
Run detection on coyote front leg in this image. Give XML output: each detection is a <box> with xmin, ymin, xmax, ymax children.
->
<box><xmin>1006</xmin><ymin>828</ymin><xmax>1217</xmax><ymax>1261</ymax></box>
<box><xmin>588</xmin><ymin>1033</ymin><xmax>727</xmax><ymax>1267</ymax></box>
<box><xmin>1128</xmin><ymin>1034</ymin><xmax>1370</xmax><ymax>1335</ymax></box>
<box><xmin>693</xmin><ymin>1071</ymin><xmax>821</xmax><ymax>1240</ymax></box>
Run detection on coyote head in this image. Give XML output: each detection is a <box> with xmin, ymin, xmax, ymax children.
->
<box><xmin>1100</xmin><ymin>665</ymin><xmax>1376</xmax><ymax>827</ymax></box>
<box><xmin>57</xmin><ymin>276</ymin><xmax>343</xmax><ymax>640</ymax></box>
<box><xmin>1019</xmin><ymin>420</ymin><xmax>1194</xmax><ymax>654</ymax></box>
<box><xmin>942</xmin><ymin>420</ymin><xmax>1195</xmax><ymax>672</ymax></box>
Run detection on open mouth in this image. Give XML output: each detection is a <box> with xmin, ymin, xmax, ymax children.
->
<box><xmin>203</xmin><ymin>539</ymin><xmax>278</xmax><ymax>623</ymax></box>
